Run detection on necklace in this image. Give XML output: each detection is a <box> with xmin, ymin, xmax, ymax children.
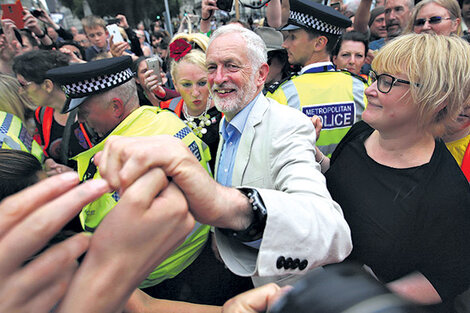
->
<box><xmin>182</xmin><ymin>100</ymin><xmax>213</xmax><ymax>138</ymax></box>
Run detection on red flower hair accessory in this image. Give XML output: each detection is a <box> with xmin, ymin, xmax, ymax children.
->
<box><xmin>169</xmin><ymin>39</ymin><xmax>192</xmax><ymax>61</ymax></box>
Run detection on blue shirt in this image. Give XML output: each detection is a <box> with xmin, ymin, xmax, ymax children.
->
<box><xmin>216</xmin><ymin>93</ymin><xmax>260</xmax><ymax>186</ymax></box>
<box><xmin>217</xmin><ymin>93</ymin><xmax>262</xmax><ymax>249</ymax></box>
<box><xmin>361</xmin><ymin>38</ymin><xmax>386</xmax><ymax>75</ymax></box>
<box><xmin>369</xmin><ymin>37</ymin><xmax>385</xmax><ymax>51</ymax></box>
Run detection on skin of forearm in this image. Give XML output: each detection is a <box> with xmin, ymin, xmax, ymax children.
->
<box><xmin>211</xmin><ymin>184</ymin><xmax>254</xmax><ymax>231</ymax></box>
<box><xmin>135</xmin><ymin>298</ymin><xmax>222</xmax><ymax>313</ymax></box>
<box><xmin>354</xmin><ymin>0</ymin><xmax>373</xmax><ymax>33</ymax></box>
<box><xmin>200</xmin><ymin>19</ymin><xmax>211</xmax><ymax>34</ymax></box>
<box><xmin>58</xmin><ymin>255</ymin><xmax>148</xmax><ymax>313</ymax></box>
<box><xmin>387</xmin><ymin>273</ymin><xmax>442</xmax><ymax>305</ymax></box>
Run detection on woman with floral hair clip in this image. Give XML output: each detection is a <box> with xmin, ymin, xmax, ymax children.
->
<box><xmin>160</xmin><ymin>32</ymin><xmax>222</xmax><ymax>173</ymax></box>
<box><xmin>127</xmin><ymin>32</ymin><xmax>253</xmax><ymax>312</ymax></box>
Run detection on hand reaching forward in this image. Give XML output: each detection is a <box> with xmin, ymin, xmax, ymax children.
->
<box><xmin>57</xmin><ymin>167</ymin><xmax>195</xmax><ymax>313</ymax></box>
<box><xmin>0</xmin><ymin>173</ymin><xmax>110</xmax><ymax>313</ymax></box>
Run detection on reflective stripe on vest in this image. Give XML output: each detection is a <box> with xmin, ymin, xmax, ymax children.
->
<box><xmin>0</xmin><ymin>111</ymin><xmax>44</xmax><ymax>162</ymax></box>
<box><xmin>352</xmin><ymin>76</ymin><xmax>367</xmax><ymax>120</ymax></box>
<box><xmin>169</xmin><ymin>96</ymin><xmax>182</xmax><ymax>111</ymax></box>
<box><xmin>73</xmin><ymin>106</ymin><xmax>212</xmax><ymax>288</ymax></box>
<box><xmin>160</xmin><ymin>97</ymin><xmax>183</xmax><ymax>117</ymax></box>
<box><xmin>267</xmin><ymin>71</ymin><xmax>368</xmax><ymax>157</ymax></box>
<box><xmin>281</xmin><ymin>80</ymin><xmax>301</xmax><ymax>111</ymax></box>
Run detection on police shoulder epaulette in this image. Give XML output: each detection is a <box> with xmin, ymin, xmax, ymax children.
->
<box><xmin>265</xmin><ymin>73</ymin><xmax>295</xmax><ymax>94</ymax></box>
<box><xmin>339</xmin><ymin>69</ymin><xmax>368</xmax><ymax>84</ymax></box>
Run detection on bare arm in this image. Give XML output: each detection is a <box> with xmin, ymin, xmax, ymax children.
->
<box><xmin>124</xmin><ymin>289</ymin><xmax>222</xmax><ymax>313</ymax></box>
<box><xmin>311</xmin><ymin>115</ymin><xmax>330</xmax><ymax>173</ymax></box>
<box><xmin>281</xmin><ymin>0</ymin><xmax>290</xmax><ymax>28</ymax></box>
<box><xmin>222</xmin><ymin>283</ymin><xmax>290</xmax><ymax>313</ymax></box>
<box><xmin>0</xmin><ymin>173</ymin><xmax>110</xmax><ymax>313</ymax></box>
<box><xmin>57</xmin><ymin>169</ymin><xmax>196</xmax><ymax>313</ymax></box>
<box><xmin>387</xmin><ymin>272</ymin><xmax>442</xmax><ymax>305</ymax></box>
<box><xmin>23</xmin><ymin>10</ymin><xmax>53</xmax><ymax>46</ymax></box>
<box><xmin>96</xmin><ymin>135</ymin><xmax>255</xmax><ymax>231</ymax></box>
<box><xmin>200</xmin><ymin>0</ymin><xmax>218</xmax><ymax>33</ymax></box>
<box><xmin>353</xmin><ymin>0</ymin><xmax>373</xmax><ymax>34</ymax></box>
<box><xmin>266</xmin><ymin>0</ymin><xmax>282</xmax><ymax>28</ymax></box>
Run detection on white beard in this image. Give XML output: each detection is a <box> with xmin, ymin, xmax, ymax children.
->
<box><xmin>212</xmin><ymin>76</ymin><xmax>258</xmax><ymax>115</ymax></box>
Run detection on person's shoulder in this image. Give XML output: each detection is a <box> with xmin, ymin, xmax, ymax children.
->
<box><xmin>338</xmin><ymin>69</ymin><xmax>368</xmax><ymax>84</ymax></box>
<box><xmin>369</xmin><ymin>38</ymin><xmax>385</xmax><ymax>50</ymax></box>
<box><xmin>330</xmin><ymin>121</ymin><xmax>372</xmax><ymax>163</ymax></box>
<box><xmin>84</xmin><ymin>46</ymin><xmax>97</xmax><ymax>60</ymax></box>
<box><xmin>432</xmin><ymin>140</ymin><xmax>470</xmax><ymax>187</ymax></box>
<box><xmin>262</xmin><ymin>96</ymin><xmax>313</xmax><ymax>129</ymax></box>
<box><xmin>265</xmin><ymin>73</ymin><xmax>296</xmax><ymax>95</ymax></box>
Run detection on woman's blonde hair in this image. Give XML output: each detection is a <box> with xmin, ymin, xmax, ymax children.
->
<box><xmin>169</xmin><ymin>33</ymin><xmax>209</xmax><ymax>81</ymax></box>
<box><xmin>404</xmin><ymin>0</ymin><xmax>462</xmax><ymax>35</ymax></box>
<box><xmin>0</xmin><ymin>74</ymin><xmax>36</xmax><ymax>123</ymax></box>
<box><xmin>372</xmin><ymin>33</ymin><xmax>470</xmax><ymax>136</ymax></box>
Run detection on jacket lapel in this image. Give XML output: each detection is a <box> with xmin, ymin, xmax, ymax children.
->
<box><xmin>231</xmin><ymin>95</ymin><xmax>269</xmax><ymax>186</ymax></box>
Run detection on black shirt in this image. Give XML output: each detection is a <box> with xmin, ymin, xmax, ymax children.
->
<box><xmin>326</xmin><ymin>121</ymin><xmax>470</xmax><ymax>301</ymax></box>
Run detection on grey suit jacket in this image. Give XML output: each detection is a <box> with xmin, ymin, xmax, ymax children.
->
<box><xmin>214</xmin><ymin>94</ymin><xmax>352</xmax><ymax>287</ymax></box>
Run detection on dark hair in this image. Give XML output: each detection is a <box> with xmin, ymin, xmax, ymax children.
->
<box><xmin>56</xmin><ymin>40</ymin><xmax>86</xmax><ymax>60</ymax></box>
<box><xmin>331</xmin><ymin>31</ymin><xmax>369</xmax><ymax>57</ymax></box>
<box><xmin>0</xmin><ymin>149</ymin><xmax>43</xmax><ymax>201</ymax></box>
<box><xmin>20</xmin><ymin>29</ymin><xmax>39</xmax><ymax>48</ymax></box>
<box><xmin>158</xmin><ymin>36</ymin><xmax>170</xmax><ymax>50</ymax></box>
<box><xmin>268</xmin><ymin>49</ymin><xmax>291</xmax><ymax>80</ymax></box>
<box><xmin>12</xmin><ymin>50</ymin><xmax>70</xmax><ymax>84</ymax></box>
<box><xmin>152</xmin><ymin>29</ymin><xmax>170</xmax><ymax>40</ymax></box>
<box><xmin>307</xmin><ymin>29</ymin><xmax>341</xmax><ymax>55</ymax></box>
<box><xmin>132</xmin><ymin>56</ymin><xmax>149</xmax><ymax>77</ymax></box>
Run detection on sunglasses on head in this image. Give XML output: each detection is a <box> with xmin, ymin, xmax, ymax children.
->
<box><xmin>414</xmin><ymin>16</ymin><xmax>452</xmax><ymax>27</ymax></box>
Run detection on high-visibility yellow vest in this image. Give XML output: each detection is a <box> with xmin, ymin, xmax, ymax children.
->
<box><xmin>267</xmin><ymin>69</ymin><xmax>368</xmax><ymax>157</ymax></box>
<box><xmin>0</xmin><ymin>111</ymin><xmax>44</xmax><ymax>163</ymax></box>
<box><xmin>73</xmin><ymin>106</ymin><xmax>212</xmax><ymax>288</ymax></box>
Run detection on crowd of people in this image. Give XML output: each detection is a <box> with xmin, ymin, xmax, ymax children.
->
<box><xmin>1</xmin><ymin>0</ymin><xmax>470</xmax><ymax>312</ymax></box>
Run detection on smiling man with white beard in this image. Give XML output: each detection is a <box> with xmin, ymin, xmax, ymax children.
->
<box><xmin>203</xmin><ymin>23</ymin><xmax>352</xmax><ymax>287</ymax></box>
<box><xmin>94</xmin><ymin>23</ymin><xmax>352</xmax><ymax>292</ymax></box>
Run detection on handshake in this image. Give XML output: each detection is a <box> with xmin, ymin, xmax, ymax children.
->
<box><xmin>0</xmin><ymin>136</ymin><xmax>195</xmax><ymax>313</ymax></box>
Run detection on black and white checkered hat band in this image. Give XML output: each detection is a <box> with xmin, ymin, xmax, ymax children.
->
<box><xmin>63</xmin><ymin>68</ymin><xmax>133</xmax><ymax>97</ymax></box>
<box><xmin>290</xmin><ymin>11</ymin><xmax>343</xmax><ymax>35</ymax></box>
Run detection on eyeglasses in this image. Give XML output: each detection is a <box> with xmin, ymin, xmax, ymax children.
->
<box><xmin>414</xmin><ymin>16</ymin><xmax>452</xmax><ymax>27</ymax></box>
<box><xmin>369</xmin><ymin>70</ymin><xmax>417</xmax><ymax>94</ymax></box>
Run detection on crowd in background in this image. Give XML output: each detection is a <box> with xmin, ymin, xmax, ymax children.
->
<box><xmin>1</xmin><ymin>0</ymin><xmax>470</xmax><ymax>312</ymax></box>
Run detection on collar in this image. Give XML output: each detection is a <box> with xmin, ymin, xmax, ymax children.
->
<box><xmin>92</xmin><ymin>41</ymin><xmax>110</xmax><ymax>54</ymax></box>
<box><xmin>300</xmin><ymin>61</ymin><xmax>336</xmax><ymax>74</ymax></box>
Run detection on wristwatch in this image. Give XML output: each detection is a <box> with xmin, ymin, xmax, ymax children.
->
<box><xmin>220</xmin><ymin>188</ymin><xmax>267</xmax><ymax>242</ymax></box>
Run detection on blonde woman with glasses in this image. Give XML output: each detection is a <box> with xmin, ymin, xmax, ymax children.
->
<box><xmin>314</xmin><ymin>34</ymin><xmax>470</xmax><ymax>309</ymax></box>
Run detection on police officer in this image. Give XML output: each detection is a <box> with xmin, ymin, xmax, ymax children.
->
<box><xmin>267</xmin><ymin>0</ymin><xmax>368</xmax><ymax>156</ymax></box>
<box><xmin>46</xmin><ymin>56</ymin><xmax>213</xmax><ymax>292</ymax></box>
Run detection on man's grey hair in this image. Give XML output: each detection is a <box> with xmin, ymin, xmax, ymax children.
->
<box><xmin>103</xmin><ymin>79</ymin><xmax>138</xmax><ymax>108</ymax></box>
<box><xmin>208</xmin><ymin>24</ymin><xmax>267</xmax><ymax>70</ymax></box>
<box><xmin>384</xmin><ymin>0</ymin><xmax>414</xmax><ymax>10</ymax></box>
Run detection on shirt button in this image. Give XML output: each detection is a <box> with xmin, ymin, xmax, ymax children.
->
<box><xmin>224</xmin><ymin>169</ymin><xmax>228</xmax><ymax>172</ymax></box>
